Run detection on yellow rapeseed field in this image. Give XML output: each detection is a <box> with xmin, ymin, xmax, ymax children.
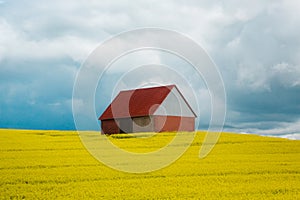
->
<box><xmin>0</xmin><ymin>129</ymin><xmax>299</xmax><ymax>199</ymax></box>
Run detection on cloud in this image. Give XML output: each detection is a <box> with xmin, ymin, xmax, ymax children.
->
<box><xmin>276</xmin><ymin>134</ymin><xmax>300</xmax><ymax>140</ymax></box>
<box><xmin>258</xmin><ymin>120</ymin><xmax>300</xmax><ymax>135</ymax></box>
<box><xmin>224</xmin><ymin>119</ymin><xmax>300</xmax><ymax>140</ymax></box>
<box><xmin>271</xmin><ymin>62</ymin><xmax>300</xmax><ymax>87</ymax></box>
<box><xmin>0</xmin><ymin>59</ymin><xmax>78</xmax><ymax>129</ymax></box>
<box><xmin>0</xmin><ymin>18</ymin><xmax>96</xmax><ymax>62</ymax></box>
<box><xmin>0</xmin><ymin>0</ymin><xmax>299</xmax><ymax>135</ymax></box>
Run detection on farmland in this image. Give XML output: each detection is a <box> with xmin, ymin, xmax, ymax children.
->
<box><xmin>0</xmin><ymin>129</ymin><xmax>299</xmax><ymax>199</ymax></box>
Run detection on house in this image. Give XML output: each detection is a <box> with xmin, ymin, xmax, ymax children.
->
<box><xmin>99</xmin><ymin>85</ymin><xmax>197</xmax><ymax>134</ymax></box>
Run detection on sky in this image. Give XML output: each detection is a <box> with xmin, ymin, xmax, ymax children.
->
<box><xmin>0</xmin><ymin>0</ymin><xmax>300</xmax><ymax>139</ymax></box>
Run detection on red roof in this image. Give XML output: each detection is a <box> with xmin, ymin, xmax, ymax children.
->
<box><xmin>99</xmin><ymin>85</ymin><xmax>195</xmax><ymax>120</ymax></box>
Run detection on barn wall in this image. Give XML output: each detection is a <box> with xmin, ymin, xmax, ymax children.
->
<box><xmin>118</xmin><ymin>118</ymin><xmax>133</xmax><ymax>133</ymax></box>
<box><xmin>101</xmin><ymin>119</ymin><xmax>120</xmax><ymax>134</ymax></box>
<box><xmin>153</xmin><ymin>116</ymin><xmax>195</xmax><ymax>132</ymax></box>
<box><xmin>102</xmin><ymin>115</ymin><xmax>195</xmax><ymax>134</ymax></box>
<box><xmin>132</xmin><ymin>116</ymin><xmax>154</xmax><ymax>132</ymax></box>
<box><xmin>154</xmin><ymin>87</ymin><xmax>195</xmax><ymax>117</ymax></box>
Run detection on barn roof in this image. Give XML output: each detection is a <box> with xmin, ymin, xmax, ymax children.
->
<box><xmin>99</xmin><ymin>85</ymin><xmax>196</xmax><ymax>120</ymax></box>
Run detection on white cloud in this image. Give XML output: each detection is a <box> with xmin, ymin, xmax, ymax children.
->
<box><xmin>225</xmin><ymin>119</ymin><xmax>300</xmax><ymax>140</ymax></box>
<box><xmin>0</xmin><ymin>18</ymin><xmax>97</xmax><ymax>62</ymax></box>
<box><xmin>257</xmin><ymin>120</ymin><xmax>300</xmax><ymax>135</ymax></box>
<box><xmin>276</xmin><ymin>133</ymin><xmax>300</xmax><ymax>140</ymax></box>
<box><xmin>271</xmin><ymin>62</ymin><xmax>300</xmax><ymax>87</ymax></box>
<box><xmin>1</xmin><ymin>0</ymin><xmax>300</xmax><ymax>132</ymax></box>
<box><xmin>235</xmin><ymin>61</ymin><xmax>300</xmax><ymax>91</ymax></box>
<box><xmin>236</xmin><ymin>62</ymin><xmax>271</xmax><ymax>91</ymax></box>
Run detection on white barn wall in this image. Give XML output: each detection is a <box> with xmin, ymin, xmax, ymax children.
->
<box><xmin>132</xmin><ymin>116</ymin><xmax>154</xmax><ymax>132</ymax></box>
<box><xmin>154</xmin><ymin>87</ymin><xmax>195</xmax><ymax>117</ymax></box>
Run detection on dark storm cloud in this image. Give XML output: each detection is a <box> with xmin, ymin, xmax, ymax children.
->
<box><xmin>0</xmin><ymin>0</ymin><xmax>299</xmax><ymax>137</ymax></box>
<box><xmin>0</xmin><ymin>58</ymin><xmax>78</xmax><ymax>129</ymax></box>
<box><xmin>203</xmin><ymin>0</ymin><xmax>300</xmax><ymax>137</ymax></box>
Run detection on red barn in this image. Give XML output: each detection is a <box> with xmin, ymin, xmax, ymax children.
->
<box><xmin>99</xmin><ymin>85</ymin><xmax>197</xmax><ymax>134</ymax></box>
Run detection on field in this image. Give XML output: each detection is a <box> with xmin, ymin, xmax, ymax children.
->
<box><xmin>0</xmin><ymin>129</ymin><xmax>300</xmax><ymax>199</ymax></box>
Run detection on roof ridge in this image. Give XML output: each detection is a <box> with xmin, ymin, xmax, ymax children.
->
<box><xmin>118</xmin><ymin>84</ymin><xmax>175</xmax><ymax>93</ymax></box>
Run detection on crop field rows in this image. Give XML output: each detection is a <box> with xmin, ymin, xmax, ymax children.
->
<box><xmin>0</xmin><ymin>129</ymin><xmax>299</xmax><ymax>199</ymax></box>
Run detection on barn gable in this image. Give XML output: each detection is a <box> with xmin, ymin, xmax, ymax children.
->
<box><xmin>153</xmin><ymin>86</ymin><xmax>196</xmax><ymax>117</ymax></box>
